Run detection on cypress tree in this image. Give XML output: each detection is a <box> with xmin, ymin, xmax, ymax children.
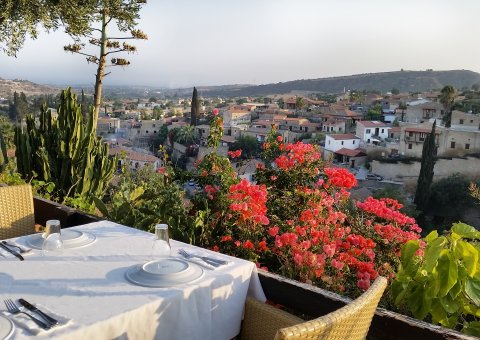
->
<box><xmin>414</xmin><ymin>120</ymin><xmax>437</xmax><ymax>212</ymax></box>
<box><xmin>191</xmin><ymin>87</ymin><xmax>199</xmax><ymax>126</ymax></box>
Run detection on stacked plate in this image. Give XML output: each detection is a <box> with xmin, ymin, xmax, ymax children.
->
<box><xmin>25</xmin><ymin>230</ymin><xmax>96</xmax><ymax>250</ymax></box>
<box><xmin>125</xmin><ymin>258</ymin><xmax>204</xmax><ymax>288</ymax></box>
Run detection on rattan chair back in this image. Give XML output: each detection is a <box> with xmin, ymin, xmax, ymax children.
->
<box><xmin>274</xmin><ymin>276</ymin><xmax>388</xmax><ymax>340</ymax></box>
<box><xmin>0</xmin><ymin>184</ymin><xmax>35</xmax><ymax>239</ymax></box>
<box><xmin>241</xmin><ymin>276</ymin><xmax>387</xmax><ymax>340</ymax></box>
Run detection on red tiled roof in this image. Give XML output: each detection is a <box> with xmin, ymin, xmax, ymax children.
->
<box><xmin>357</xmin><ymin>120</ymin><xmax>388</xmax><ymax>128</ymax></box>
<box><xmin>404</xmin><ymin>127</ymin><xmax>441</xmax><ymax>134</ymax></box>
<box><xmin>328</xmin><ymin>133</ymin><xmax>359</xmax><ymax>140</ymax></box>
<box><xmin>335</xmin><ymin>148</ymin><xmax>366</xmax><ymax>157</ymax></box>
<box><xmin>109</xmin><ymin>147</ymin><xmax>159</xmax><ymax>162</ymax></box>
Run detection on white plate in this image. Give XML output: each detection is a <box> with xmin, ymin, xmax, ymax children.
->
<box><xmin>25</xmin><ymin>230</ymin><xmax>96</xmax><ymax>250</ymax></box>
<box><xmin>0</xmin><ymin>314</ymin><xmax>15</xmax><ymax>340</ymax></box>
<box><xmin>125</xmin><ymin>258</ymin><xmax>204</xmax><ymax>288</ymax></box>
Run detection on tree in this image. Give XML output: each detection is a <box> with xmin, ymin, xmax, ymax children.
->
<box><xmin>398</xmin><ymin>102</ymin><xmax>407</xmax><ymax>122</ymax></box>
<box><xmin>364</xmin><ymin>104</ymin><xmax>382</xmax><ymax>121</ymax></box>
<box><xmin>229</xmin><ymin>135</ymin><xmax>261</xmax><ymax>159</ymax></box>
<box><xmin>440</xmin><ymin>85</ymin><xmax>455</xmax><ymax>127</ymax></box>
<box><xmin>64</xmin><ymin>1</ymin><xmax>148</xmax><ymax>123</ymax></box>
<box><xmin>191</xmin><ymin>87</ymin><xmax>199</xmax><ymax>126</ymax></box>
<box><xmin>391</xmin><ymin>88</ymin><xmax>400</xmax><ymax>95</ymax></box>
<box><xmin>414</xmin><ymin>121</ymin><xmax>437</xmax><ymax>213</ymax></box>
<box><xmin>175</xmin><ymin>125</ymin><xmax>196</xmax><ymax>145</ymax></box>
<box><xmin>295</xmin><ymin>97</ymin><xmax>305</xmax><ymax>112</ymax></box>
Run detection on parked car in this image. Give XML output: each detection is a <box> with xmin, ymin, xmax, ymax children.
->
<box><xmin>366</xmin><ymin>173</ymin><xmax>383</xmax><ymax>181</ymax></box>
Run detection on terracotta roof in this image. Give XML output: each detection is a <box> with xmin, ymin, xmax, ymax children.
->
<box><xmin>389</xmin><ymin>127</ymin><xmax>401</xmax><ymax>133</ymax></box>
<box><xmin>357</xmin><ymin>120</ymin><xmax>388</xmax><ymax>128</ymax></box>
<box><xmin>327</xmin><ymin>133</ymin><xmax>359</xmax><ymax>140</ymax></box>
<box><xmin>109</xmin><ymin>147</ymin><xmax>159</xmax><ymax>162</ymax></box>
<box><xmin>404</xmin><ymin>126</ymin><xmax>441</xmax><ymax>134</ymax></box>
<box><xmin>335</xmin><ymin>148</ymin><xmax>366</xmax><ymax>157</ymax></box>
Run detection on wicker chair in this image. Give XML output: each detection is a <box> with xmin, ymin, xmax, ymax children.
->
<box><xmin>241</xmin><ymin>276</ymin><xmax>387</xmax><ymax>340</ymax></box>
<box><xmin>0</xmin><ymin>184</ymin><xmax>36</xmax><ymax>239</ymax></box>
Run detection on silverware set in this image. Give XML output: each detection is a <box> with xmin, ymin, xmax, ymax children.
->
<box><xmin>0</xmin><ymin>241</ymin><xmax>32</xmax><ymax>261</ymax></box>
<box><xmin>4</xmin><ymin>298</ymin><xmax>58</xmax><ymax>330</ymax></box>
<box><xmin>178</xmin><ymin>248</ymin><xmax>228</xmax><ymax>267</ymax></box>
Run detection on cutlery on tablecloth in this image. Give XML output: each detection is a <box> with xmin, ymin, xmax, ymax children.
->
<box><xmin>178</xmin><ymin>249</ymin><xmax>228</xmax><ymax>267</ymax></box>
<box><xmin>19</xmin><ymin>299</ymin><xmax>58</xmax><ymax>326</ymax></box>
<box><xmin>4</xmin><ymin>299</ymin><xmax>50</xmax><ymax>330</ymax></box>
<box><xmin>0</xmin><ymin>242</ymin><xmax>24</xmax><ymax>261</ymax></box>
<box><xmin>1</xmin><ymin>241</ymin><xmax>32</xmax><ymax>254</ymax></box>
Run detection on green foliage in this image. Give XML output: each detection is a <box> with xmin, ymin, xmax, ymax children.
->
<box><xmin>95</xmin><ymin>165</ymin><xmax>194</xmax><ymax>243</ymax></box>
<box><xmin>191</xmin><ymin>87</ymin><xmax>199</xmax><ymax>126</ymax></box>
<box><xmin>364</xmin><ymin>104</ymin><xmax>383</xmax><ymax>121</ymax></box>
<box><xmin>440</xmin><ymin>85</ymin><xmax>455</xmax><ymax>127</ymax></box>
<box><xmin>0</xmin><ymin>130</ymin><xmax>7</xmax><ymax>172</ymax></box>
<box><xmin>373</xmin><ymin>186</ymin><xmax>419</xmax><ymax>218</ymax></box>
<box><xmin>392</xmin><ymin>223</ymin><xmax>480</xmax><ymax>335</ymax></box>
<box><xmin>14</xmin><ymin>88</ymin><xmax>116</xmax><ymax>209</ymax></box>
<box><xmin>175</xmin><ymin>125</ymin><xmax>197</xmax><ymax>145</ymax></box>
<box><xmin>430</xmin><ymin>173</ymin><xmax>475</xmax><ymax>209</ymax></box>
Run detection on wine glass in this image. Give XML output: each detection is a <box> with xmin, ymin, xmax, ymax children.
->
<box><xmin>151</xmin><ymin>224</ymin><xmax>171</xmax><ymax>258</ymax></box>
<box><xmin>42</xmin><ymin>220</ymin><xmax>64</xmax><ymax>256</ymax></box>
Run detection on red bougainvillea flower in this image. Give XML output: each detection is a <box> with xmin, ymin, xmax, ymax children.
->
<box><xmin>227</xmin><ymin>149</ymin><xmax>242</xmax><ymax>159</ymax></box>
<box><xmin>277</xmin><ymin>135</ymin><xmax>283</xmax><ymax>142</ymax></box>
<box><xmin>212</xmin><ymin>108</ymin><xmax>219</xmax><ymax>116</ymax></box>
<box><xmin>157</xmin><ymin>167</ymin><xmax>166</xmax><ymax>174</ymax></box>
<box><xmin>324</xmin><ymin>167</ymin><xmax>357</xmax><ymax>189</ymax></box>
<box><xmin>274</xmin><ymin>142</ymin><xmax>321</xmax><ymax>171</ymax></box>
<box><xmin>228</xmin><ymin>179</ymin><xmax>269</xmax><ymax>225</ymax></box>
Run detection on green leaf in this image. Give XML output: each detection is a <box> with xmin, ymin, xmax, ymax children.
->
<box><xmin>465</xmin><ymin>277</ymin><xmax>480</xmax><ymax>307</ymax></box>
<box><xmin>400</xmin><ymin>240</ymin><xmax>420</xmax><ymax>275</ymax></box>
<box><xmin>391</xmin><ymin>281</ymin><xmax>409</xmax><ymax>307</ymax></box>
<box><xmin>449</xmin><ymin>282</ymin><xmax>462</xmax><ymax>299</ymax></box>
<box><xmin>129</xmin><ymin>186</ymin><xmax>145</xmax><ymax>202</ymax></box>
<box><xmin>463</xmin><ymin>321</ymin><xmax>480</xmax><ymax>336</ymax></box>
<box><xmin>408</xmin><ymin>285</ymin><xmax>432</xmax><ymax>320</ymax></box>
<box><xmin>440</xmin><ymin>294</ymin><xmax>459</xmax><ymax>314</ymax></box>
<box><xmin>454</xmin><ymin>240</ymin><xmax>479</xmax><ymax>277</ymax></box>
<box><xmin>431</xmin><ymin>299</ymin><xmax>448</xmax><ymax>325</ymax></box>
<box><xmin>452</xmin><ymin>223</ymin><xmax>480</xmax><ymax>239</ymax></box>
<box><xmin>424</xmin><ymin>236</ymin><xmax>447</xmax><ymax>273</ymax></box>
<box><xmin>424</xmin><ymin>230</ymin><xmax>438</xmax><ymax>244</ymax></box>
<box><xmin>437</xmin><ymin>251</ymin><xmax>458</xmax><ymax>297</ymax></box>
<box><xmin>93</xmin><ymin>197</ymin><xmax>110</xmax><ymax>218</ymax></box>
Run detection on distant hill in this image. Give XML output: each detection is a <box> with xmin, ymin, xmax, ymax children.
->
<box><xmin>196</xmin><ymin>70</ymin><xmax>480</xmax><ymax>97</ymax></box>
<box><xmin>0</xmin><ymin>78</ymin><xmax>58</xmax><ymax>98</ymax></box>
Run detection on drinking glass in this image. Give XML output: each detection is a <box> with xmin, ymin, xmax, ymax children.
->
<box><xmin>151</xmin><ymin>224</ymin><xmax>171</xmax><ymax>258</ymax></box>
<box><xmin>42</xmin><ymin>220</ymin><xmax>64</xmax><ymax>256</ymax></box>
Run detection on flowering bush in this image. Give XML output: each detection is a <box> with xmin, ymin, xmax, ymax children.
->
<box><xmin>190</xmin><ymin>121</ymin><xmax>422</xmax><ymax>299</ymax></box>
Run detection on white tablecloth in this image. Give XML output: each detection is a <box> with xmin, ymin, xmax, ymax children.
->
<box><xmin>0</xmin><ymin>221</ymin><xmax>266</xmax><ymax>340</ymax></box>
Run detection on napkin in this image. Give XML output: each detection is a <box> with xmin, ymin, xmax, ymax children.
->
<box><xmin>1</xmin><ymin>303</ymin><xmax>71</xmax><ymax>336</ymax></box>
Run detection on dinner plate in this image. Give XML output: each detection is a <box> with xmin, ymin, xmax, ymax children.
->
<box><xmin>125</xmin><ymin>258</ymin><xmax>204</xmax><ymax>287</ymax></box>
<box><xmin>0</xmin><ymin>314</ymin><xmax>15</xmax><ymax>340</ymax></box>
<box><xmin>25</xmin><ymin>230</ymin><xmax>96</xmax><ymax>250</ymax></box>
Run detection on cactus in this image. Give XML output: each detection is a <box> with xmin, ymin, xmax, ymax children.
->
<box><xmin>14</xmin><ymin>88</ymin><xmax>116</xmax><ymax>206</ymax></box>
<box><xmin>0</xmin><ymin>131</ymin><xmax>7</xmax><ymax>172</ymax></box>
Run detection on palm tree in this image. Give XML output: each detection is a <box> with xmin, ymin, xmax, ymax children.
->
<box><xmin>295</xmin><ymin>97</ymin><xmax>305</xmax><ymax>112</ymax></box>
<box><xmin>440</xmin><ymin>85</ymin><xmax>455</xmax><ymax>127</ymax></box>
<box><xmin>176</xmin><ymin>125</ymin><xmax>197</xmax><ymax>145</ymax></box>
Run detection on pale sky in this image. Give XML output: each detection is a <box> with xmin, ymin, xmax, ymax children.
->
<box><xmin>1</xmin><ymin>0</ymin><xmax>479</xmax><ymax>88</ymax></box>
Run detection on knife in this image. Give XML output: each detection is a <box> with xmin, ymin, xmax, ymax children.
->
<box><xmin>0</xmin><ymin>242</ymin><xmax>24</xmax><ymax>261</ymax></box>
<box><xmin>18</xmin><ymin>299</ymin><xmax>58</xmax><ymax>326</ymax></box>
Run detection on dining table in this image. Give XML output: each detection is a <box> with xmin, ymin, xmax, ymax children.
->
<box><xmin>0</xmin><ymin>221</ymin><xmax>266</xmax><ymax>340</ymax></box>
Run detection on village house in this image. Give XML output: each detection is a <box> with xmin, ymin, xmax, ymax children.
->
<box><xmin>97</xmin><ymin>117</ymin><xmax>121</xmax><ymax>135</ymax></box>
<box><xmin>322</xmin><ymin>119</ymin><xmax>345</xmax><ymax>133</ymax></box>
<box><xmin>355</xmin><ymin>121</ymin><xmax>390</xmax><ymax>144</ymax></box>
<box><xmin>324</xmin><ymin>133</ymin><xmax>365</xmax><ymax>167</ymax></box>
<box><xmin>109</xmin><ymin>145</ymin><xmax>162</xmax><ymax>172</ymax></box>
<box><xmin>222</xmin><ymin>107</ymin><xmax>252</xmax><ymax>127</ymax></box>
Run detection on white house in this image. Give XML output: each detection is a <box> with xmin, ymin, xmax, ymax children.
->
<box><xmin>355</xmin><ymin>121</ymin><xmax>390</xmax><ymax>144</ymax></box>
<box><xmin>325</xmin><ymin>134</ymin><xmax>360</xmax><ymax>152</ymax></box>
<box><xmin>324</xmin><ymin>133</ymin><xmax>365</xmax><ymax>167</ymax></box>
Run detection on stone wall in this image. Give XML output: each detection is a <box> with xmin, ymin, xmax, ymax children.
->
<box><xmin>371</xmin><ymin>156</ymin><xmax>480</xmax><ymax>183</ymax></box>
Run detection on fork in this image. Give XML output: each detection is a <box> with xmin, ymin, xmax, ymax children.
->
<box><xmin>178</xmin><ymin>249</ymin><xmax>228</xmax><ymax>267</ymax></box>
<box><xmin>4</xmin><ymin>299</ymin><xmax>51</xmax><ymax>330</ymax></box>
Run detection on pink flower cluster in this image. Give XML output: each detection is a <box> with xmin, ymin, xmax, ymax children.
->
<box><xmin>227</xmin><ymin>150</ymin><xmax>242</xmax><ymax>159</ymax></box>
<box><xmin>274</xmin><ymin>142</ymin><xmax>321</xmax><ymax>170</ymax></box>
<box><xmin>228</xmin><ymin>179</ymin><xmax>269</xmax><ymax>225</ymax></box>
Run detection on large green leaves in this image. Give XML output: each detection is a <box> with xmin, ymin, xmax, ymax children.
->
<box><xmin>437</xmin><ymin>251</ymin><xmax>458</xmax><ymax>297</ymax></box>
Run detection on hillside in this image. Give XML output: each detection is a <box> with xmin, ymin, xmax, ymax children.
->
<box><xmin>197</xmin><ymin>70</ymin><xmax>480</xmax><ymax>97</ymax></box>
<box><xmin>0</xmin><ymin>78</ymin><xmax>58</xmax><ymax>98</ymax></box>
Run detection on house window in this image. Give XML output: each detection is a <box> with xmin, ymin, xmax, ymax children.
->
<box><xmin>137</xmin><ymin>130</ymin><xmax>140</xmax><ymax>134</ymax></box>
<box><xmin>353</xmin><ymin>140</ymin><xmax>355</xmax><ymax>144</ymax></box>
<box><xmin>154</xmin><ymin>130</ymin><xmax>157</xmax><ymax>134</ymax></box>
<box><xmin>408</xmin><ymin>144</ymin><xmax>412</xmax><ymax>149</ymax></box>
<box><xmin>328</xmin><ymin>140</ymin><xmax>330</xmax><ymax>144</ymax></box>
<box><xmin>339</xmin><ymin>127</ymin><xmax>342</xmax><ymax>131</ymax></box>
<box><xmin>152</xmin><ymin>124</ymin><xmax>156</xmax><ymax>127</ymax></box>
<box><xmin>366</xmin><ymin>129</ymin><xmax>371</xmax><ymax>133</ymax></box>
<box><xmin>451</xmin><ymin>141</ymin><xmax>456</xmax><ymax>149</ymax></box>
<box><xmin>459</xmin><ymin>119</ymin><xmax>464</xmax><ymax>125</ymax></box>
<box><xmin>341</xmin><ymin>141</ymin><xmax>344</xmax><ymax>145</ymax></box>
<box><xmin>409</xmin><ymin>131</ymin><xmax>413</xmax><ymax>137</ymax></box>
<box><xmin>471</xmin><ymin>120</ymin><xmax>474</xmax><ymax>123</ymax></box>
<box><xmin>146</xmin><ymin>130</ymin><xmax>149</xmax><ymax>134</ymax></box>
<box><xmin>466</xmin><ymin>143</ymin><xmax>470</xmax><ymax>150</ymax></box>
<box><xmin>381</xmin><ymin>129</ymin><xmax>384</xmax><ymax>133</ymax></box>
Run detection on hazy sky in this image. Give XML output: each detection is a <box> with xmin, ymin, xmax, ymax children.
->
<box><xmin>1</xmin><ymin>0</ymin><xmax>479</xmax><ymax>88</ymax></box>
